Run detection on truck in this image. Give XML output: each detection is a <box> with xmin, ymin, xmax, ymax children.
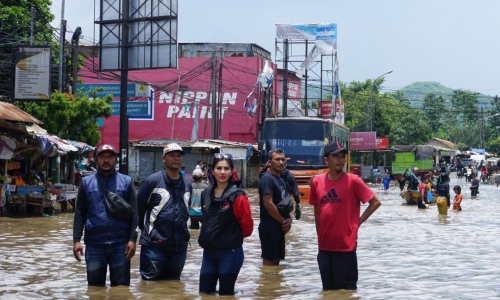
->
<box><xmin>391</xmin><ymin>145</ymin><xmax>434</xmax><ymax>175</ymax></box>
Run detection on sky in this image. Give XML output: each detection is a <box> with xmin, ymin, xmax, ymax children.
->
<box><xmin>49</xmin><ymin>0</ymin><xmax>500</xmax><ymax>96</ymax></box>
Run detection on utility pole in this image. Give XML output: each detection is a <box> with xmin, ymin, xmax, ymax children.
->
<box><xmin>55</xmin><ymin>1</ymin><xmax>65</xmax><ymax>184</ymax></box>
<box><xmin>478</xmin><ymin>107</ymin><xmax>483</xmax><ymax>149</ymax></box>
<box><xmin>304</xmin><ymin>40</ymin><xmax>308</xmax><ymax>116</ymax></box>
<box><xmin>282</xmin><ymin>39</ymin><xmax>288</xmax><ymax>117</ymax></box>
<box><xmin>71</xmin><ymin>27</ymin><xmax>82</xmax><ymax>95</ymax></box>
<box><xmin>217</xmin><ymin>48</ymin><xmax>223</xmax><ymax>138</ymax></box>
<box><xmin>119</xmin><ymin>0</ymin><xmax>129</xmax><ymax>174</ymax></box>
<box><xmin>30</xmin><ymin>7</ymin><xmax>35</xmax><ymax>45</ymax></box>
<box><xmin>58</xmin><ymin>0</ymin><xmax>65</xmax><ymax>92</ymax></box>
<box><xmin>210</xmin><ymin>52</ymin><xmax>217</xmax><ymax>139</ymax></box>
<box><xmin>481</xmin><ymin>107</ymin><xmax>484</xmax><ymax>149</ymax></box>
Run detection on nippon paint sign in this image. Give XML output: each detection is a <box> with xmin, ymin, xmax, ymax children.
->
<box><xmin>350</xmin><ymin>132</ymin><xmax>377</xmax><ymax>150</ymax></box>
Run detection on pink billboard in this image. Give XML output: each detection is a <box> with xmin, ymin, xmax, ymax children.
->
<box><xmin>79</xmin><ymin>55</ymin><xmax>287</xmax><ymax>146</ymax></box>
<box><xmin>349</xmin><ymin>132</ymin><xmax>377</xmax><ymax>150</ymax></box>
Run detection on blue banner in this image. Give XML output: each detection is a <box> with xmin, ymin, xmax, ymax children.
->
<box><xmin>77</xmin><ymin>83</ymin><xmax>150</xmax><ymax>98</ymax></box>
<box><xmin>110</xmin><ymin>101</ymin><xmax>150</xmax><ymax>116</ymax></box>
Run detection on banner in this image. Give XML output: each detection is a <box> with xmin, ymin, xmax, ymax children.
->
<box><xmin>319</xmin><ymin>101</ymin><xmax>332</xmax><ymax>118</ymax></box>
<box><xmin>332</xmin><ymin>53</ymin><xmax>344</xmax><ymax>124</ymax></box>
<box><xmin>279</xmin><ymin>23</ymin><xmax>338</xmax><ymax>78</ymax></box>
<box><xmin>0</xmin><ymin>135</ymin><xmax>16</xmax><ymax>159</ymax></box>
<box><xmin>350</xmin><ymin>132</ymin><xmax>377</xmax><ymax>150</ymax></box>
<box><xmin>376</xmin><ymin>137</ymin><xmax>389</xmax><ymax>149</ymax></box>
<box><xmin>13</xmin><ymin>46</ymin><xmax>51</xmax><ymax>101</ymax></box>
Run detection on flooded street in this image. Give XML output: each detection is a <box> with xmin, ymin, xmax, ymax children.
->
<box><xmin>1</xmin><ymin>175</ymin><xmax>499</xmax><ymax>299</ymax></box>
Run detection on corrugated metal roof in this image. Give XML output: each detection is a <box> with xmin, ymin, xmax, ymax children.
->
<box><xmin>0</xmin><ymin>101</ymin><xmax>42</xmax><ymax>124</ymax></box>
<box><xmin>130</xmin><ymin>138</ymin><xmax>258</xmax><ymax>151</ymax></box>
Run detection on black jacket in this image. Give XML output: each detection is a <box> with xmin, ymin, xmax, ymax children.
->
<box><xmin>198</xmin><ymin>183</ymin><xmax>245</xmax><ymax>250</ymax></box>
<box><xmin>137</xmin><ymin>169</ymin><xmax>192</xmax><ymax>250</ymax></box>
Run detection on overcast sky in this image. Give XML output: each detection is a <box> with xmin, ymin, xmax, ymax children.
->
<box><xmin>50</xmin><ymin>0</ymin><xmax>500</xmax><ymax>96</ymax></box>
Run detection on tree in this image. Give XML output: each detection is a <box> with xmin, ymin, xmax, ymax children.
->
<box><xmin>16</xmin><ymin>92</ymin><xmax>113</xmax><ymax>146</ymax></box>
<box><xmin>488</xmin><ymin>137</ymin><xmax>500</xmax><ymax>156</ymax></box>
<box><xmin>487</xmin><ymin>95</ymin><xmax>500</xmax><ymax>139</ymax></box>
<box><xmin>0</xmin><ymin>1</ymin><xmax>54</xmax><ymax>98</ymax></box>
<box><xmin>421</xmin><ymin>93</ymin><xmax>448</xmax><ymax>132</ymax></box>
<box><xmin>15</xmin><ymin>92</ymin><xmax>113</xmax><ymax>182</ymax></box>
<box><xmin>449</xmin><ymin>90</ymin><xmax>479</xmax><ymax>125</ymax></box>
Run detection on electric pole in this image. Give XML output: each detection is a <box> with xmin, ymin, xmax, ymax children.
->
<box><xmin>210</xmin><ymin>52</ymin><xmax>217</xmax><ymax>139</ymax></box>
<box><xmin>71</xmin><ymin>27</ymin><xmax>82</xmax><ymax>95</ymax></box>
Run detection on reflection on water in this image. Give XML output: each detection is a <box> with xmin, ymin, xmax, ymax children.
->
<box><xmin>0</xmin><ymin>176</ymin><xmax>499</xmax><ymax>299</ymax></box>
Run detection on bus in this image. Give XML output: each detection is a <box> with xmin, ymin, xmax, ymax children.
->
<box><xmin>260</xmin><ymin>117</ymin><xmax>350</xmax><ymax>201</ymax></box>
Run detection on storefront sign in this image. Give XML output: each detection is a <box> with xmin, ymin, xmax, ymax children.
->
<box><xmin>7</xmin><ymin>162</ymin><xmax>20</xmax><ymax>170</ymax></box>
<box><xmin>349</xmin><ymin>132</ymin><xmax>376</xmax><ymax>150</ymax></box>
<box><xmin>376</xmin><ymin>137</ymin><xmax>389</xmax><ymax>149</ymax></box>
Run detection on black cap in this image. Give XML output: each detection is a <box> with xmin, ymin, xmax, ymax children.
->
<box><xmin>96</xmin><ymin>144</ymin><xmax>117</xmax><ymax>157</ymax></box>
<box><xmin>324</xmin><ymin>142</ymin><xmax>347</xmax><ymax>157</ymax></box>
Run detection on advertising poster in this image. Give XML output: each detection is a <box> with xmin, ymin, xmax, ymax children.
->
<box><xmin>350</xmin><ymin>132</ymin><xmax>377</xmax><ymax>150</ymax></box>
<box><xmin>320</xmin><ymin>101</ymin><xmax>333</xmax><ymax>118</ymax></box>
<box><xmin>13</xmin><ymin>46</ymin><xmax>51</xmax><ymax>101</ymax></box>
<box><xmin>376</xmin><ymin>137</ymin><xmax>389</xmax><ymax>149</ymax></box>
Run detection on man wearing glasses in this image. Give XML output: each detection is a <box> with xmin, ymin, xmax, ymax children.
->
<box><xmin>136</xmin><ymin>143</ymin><xmax>192</xmax><ymax>281</ymax></box>
<box><xmin>309</xmin><ymin>141</ymin><xmax>381</xmax><ymax>290</ymax></box>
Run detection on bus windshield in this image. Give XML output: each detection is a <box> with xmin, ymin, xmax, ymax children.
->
<box><xmin>260</xmin><ymin>119</ymin><xmax>329</xmax><ymax>167</ymax></box>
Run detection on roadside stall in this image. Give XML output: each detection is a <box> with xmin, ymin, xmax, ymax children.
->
<box><xmin>0</xmin><ymin>101</ymin><xmax>93</xmax><ymax>216</ymax></box>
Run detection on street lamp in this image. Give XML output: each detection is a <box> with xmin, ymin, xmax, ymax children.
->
<box><xmin>369</xmin><ymin>70</ymin><xmax>393</xmax><ymax>168</ymax></box>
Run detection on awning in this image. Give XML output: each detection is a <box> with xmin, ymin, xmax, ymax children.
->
<box><xmin>37</xmin><ymin>135</ymin><xmax>78</xmax><ymax>157</ymax></box>
<box><xmin>0</xmin><ymin>101</ymin><xmax>42</xmax><ymax>124</ymax></box>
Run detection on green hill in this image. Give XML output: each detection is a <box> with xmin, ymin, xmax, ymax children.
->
<box><xmin>400</xmin><ymin>81</ymin><xmax>494</xmax><ymax>108</ymax></box>
<box><xmin>303</xmin><ymin>81</ymin><xmax>496</xmax><ymax>109</ymax></box>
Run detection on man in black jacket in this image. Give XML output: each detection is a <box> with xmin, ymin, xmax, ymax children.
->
<box><xmin>137</xmin><ymin>143</ymin><xmax>192</xmax><ymax>280</ymax></box>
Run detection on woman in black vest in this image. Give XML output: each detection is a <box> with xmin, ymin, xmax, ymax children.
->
<box><xmin>198</xmin><ymin>154</ymin><xmax>254</xmax><ymax>295</ymax></box>
<box><xmin>437</xmin><ymin>173</ymin><xmax>451</xmax><ymax>207</ymax></box>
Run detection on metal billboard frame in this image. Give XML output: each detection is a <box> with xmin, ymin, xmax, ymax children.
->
<box><xmin>275</xmin><ymin>23</ymin><xmax>336</xmax><ymax>118</ymax></box>
<box><xmin>96</xmin><ymin>0</ymin><xmax>178</xmax><ymax>71</ymax></box>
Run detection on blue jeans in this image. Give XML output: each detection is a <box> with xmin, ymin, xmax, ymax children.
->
<box><xmin>85</xmin><ymin>243</ymin><xmax>130</xmax><ymax>286</ymax></box>
<box><xmin>140</xmin><ymin>246</ymin><xmax>187</xmax><ymax>280</ymax></box>
<box><xmin>199</xmin><ymin>247</ymin><xmax>244</xmax><ymax>295</ymax></box>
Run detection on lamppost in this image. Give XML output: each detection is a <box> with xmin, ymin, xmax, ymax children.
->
<box><xmin>369</xmin><ymin>70</ymin><xmax>393</xmax><ymax>168</ymax></box>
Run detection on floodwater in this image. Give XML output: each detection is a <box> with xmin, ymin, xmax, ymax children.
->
<box><xmin>1</xmin><ymin>175</ymin><xmax>499</xmax><ymax>300</ymax></box>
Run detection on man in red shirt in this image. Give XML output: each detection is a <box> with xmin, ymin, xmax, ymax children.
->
<box><xmin>418</xmin><ymin>175</ymin><xmax>429</xmax><ymax>209</ymax></box>
<box><xmin>309</xmin><ymin>142</ymin><xmax>381</xmax><ymax>290</ymax></box>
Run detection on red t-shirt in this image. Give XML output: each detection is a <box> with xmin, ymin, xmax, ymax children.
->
<box><xmin>309</xmin><ymin>172</ymin><xmax>375</xmax><ymax>252</ymax></box>
<box><xmin>418</xmin><ymin>182</ymin><xmax>428</xmax><ymax>199</ymax></box>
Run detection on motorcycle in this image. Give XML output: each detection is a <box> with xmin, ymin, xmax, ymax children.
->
<box><xmin>456</xmin><ymin>167</ymin><xmax>464</xmax><ymax>178</ymax></box>
<box><xmin>74</xmin><ymin>161</ymin><xmax>97</xmax><ymax>186</ymax></box>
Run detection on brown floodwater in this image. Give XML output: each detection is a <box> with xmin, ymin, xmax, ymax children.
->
<box><xmin>0</xmin><ymin>175</ymin><xmax>499</xmax><ymax>299</ymax></box>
